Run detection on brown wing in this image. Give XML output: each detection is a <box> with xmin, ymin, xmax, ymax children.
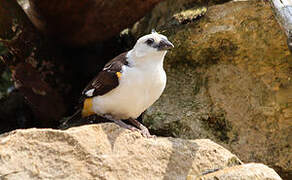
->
<box><xmin>80</xmin><ymin>52</ymin><xmax>129</xmax><ymax>101</ymax></box>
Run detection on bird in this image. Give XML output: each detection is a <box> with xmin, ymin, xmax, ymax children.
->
<box><xmin>64</xmin><ymin>30</ymin><xmax>174</xmax><ymax>137</ymax></box>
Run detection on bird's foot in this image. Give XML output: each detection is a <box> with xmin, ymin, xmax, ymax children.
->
<box><xmin>128</xmin><ymin>118</ymin><xmax>155</xmax><ymax>138</ymax></box>
<box><xmin>104</xmin><ymin>115</ymin><xmax>139</xmax><ymax>132</ymax></box>
<box><xmin>140</xmin><ymin>127</ymin><xmax>155</xmax><ymax>138</ymax></box>
<box><xmin>103</xmin><ymin>115</ymin><xmax>154</xmax><ymax>138</ymax></box>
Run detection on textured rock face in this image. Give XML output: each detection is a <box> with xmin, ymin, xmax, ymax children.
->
<box><xmin>0</xmin><ymin>124</ymin><xmax>281</xmax><ymax>180</ymax></box>
<box><xmin>16</xmin><ymin>0</ymin><xmax>164</xmax><ymax>46</ymax></box>
<box><xmin>198</xmin><ymin>163</ymin><xmax>282</xmax><ymax>180</ymax></box>
<box><xmin>131</xmin><ymin>0</ymin><xmax>232</xmax><ymax>38</ymax></box>
<box><xmin>134</xmin><ymin>0</ymin><xmax>292</xmax><ymax>178</ymax></box>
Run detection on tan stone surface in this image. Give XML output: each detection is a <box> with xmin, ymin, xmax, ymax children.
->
<box><xmin>197</xmin><ymin>163</ymin><xmax>282</xmax><ymax>180</ymax></box>
<box><xmin>0</xmin><ymin>123</ymin><xmax>243</xmax><ymax>180</ymax></box>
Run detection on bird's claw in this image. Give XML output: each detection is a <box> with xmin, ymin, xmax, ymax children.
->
<box><xmin>140</xmin><ymin>127</ymin><xmax>155</xmax><ymax>138</ymax></box>
<box><xmin>126</xmin><ymin>126</ymin><xmax>153</xmax><ymax>138</ymax></box>
<box><xmin>141</xmin><ymin>131</ymin><xmax>155</xmax><ymax>138</ymax></box>
<box><xmin>104</xmin><ymin>115</ymin><xmax>154</xmax><ymax>138</ymax></box>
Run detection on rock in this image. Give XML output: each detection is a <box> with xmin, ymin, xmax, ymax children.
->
<box><xmin>198</xmin><ymin>163</ymin><xmax>282</xmax><ymax>180</ymax></box>
<box><xmin>16</xmin><ymin>0</ymin><xmax>164</xmax><ymax>46</ymax></box>
<box><xmin>0</xmin><ymin>123</ymin><xmax>282</xmax><ymax>180</ymax></box>
<box><xmin>134</xmin><ymin>0</ymin><xmax>292</xmax><ymax>178</ymax></box>
<box><xmin>131</xmin><ymin>0</ymin><xmax>230</xmax><ymax>37</ymax></box>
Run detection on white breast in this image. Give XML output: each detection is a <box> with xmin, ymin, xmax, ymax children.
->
<box><xmin>92</xmin><ymin>62</ymin><xmax>166</xmax><ymax>119</ymax></box>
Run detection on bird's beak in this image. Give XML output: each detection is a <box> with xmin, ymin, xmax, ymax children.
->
<box><xmin>158</xmin><ymin>39</ymin><xmax>174</xmax><ymax>51</ymax></box>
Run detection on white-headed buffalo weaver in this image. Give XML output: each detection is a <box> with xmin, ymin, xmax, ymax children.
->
<box><xmin>66</xmin><ymin>31</ymin><xmax>174</xmax><ymax>137</ymax></box>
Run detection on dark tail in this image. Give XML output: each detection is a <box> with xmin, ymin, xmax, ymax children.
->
<box><xmin>59</xmin><ymin>109</ymin><xmax>82</xmax><ymax>129</ymax></box>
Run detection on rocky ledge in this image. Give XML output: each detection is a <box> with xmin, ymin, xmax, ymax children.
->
<box><xmin>0</xmin><ymin>123</ymin><xmax>281</xmax><ymax>180</ymax></box>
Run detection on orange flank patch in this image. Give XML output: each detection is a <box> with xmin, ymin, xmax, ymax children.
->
<box><xmin>82</xmin><ymin>98</ymin><xmax>95</xmax><ymax>117</ymax></box>
<box><xmin>116</xmin><ymin>72</ymin><xmax>122</xmax><ymax>79</ymax></box>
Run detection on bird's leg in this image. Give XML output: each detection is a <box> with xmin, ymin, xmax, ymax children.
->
<box><xmin>128</xmin><ymin>118</ymin><xmax>153</xmax><ymax>138</ymax></box>
<box><xmin>104</xmin><ymin>115</ymin><xmax>138</xmax><ymax>132</ymax></box>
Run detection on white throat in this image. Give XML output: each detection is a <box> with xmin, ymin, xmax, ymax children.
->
<box><xmin>126</xmin><ymin>49</ymin><xmax>167</xmax><ymax>69</ymax></box>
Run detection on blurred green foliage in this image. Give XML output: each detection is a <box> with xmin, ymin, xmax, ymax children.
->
<box><xmin>0</xmin><ymin>42</ymin><xmax>12</xmax><ymax>99</ymax></box>
<box><xmin>0</xmin><ymin>68</ymin><xmax>13</xmax><ymax>99</ymax></box>
<box><xmin>0</xmin><ymin>42</ymin><xmax>8</xmax><ymax>56</ymax></box>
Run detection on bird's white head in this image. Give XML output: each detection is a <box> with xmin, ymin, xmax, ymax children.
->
<box><xmin>131</xmin><ymin>31</ymin><xmax>174</xmax><ymax>58</ymax></box>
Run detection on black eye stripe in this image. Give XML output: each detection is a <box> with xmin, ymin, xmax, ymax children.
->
<box><xmin>145</xmin><ymin>38</ymin><xmax>154</xmax><ymax>45</ymax></box>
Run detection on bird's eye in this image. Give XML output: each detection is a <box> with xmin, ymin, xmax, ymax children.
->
<box><xmin>145</xmin><ymin>38</ymin><xmax>154</xmax><ymax>45</ymax></box>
